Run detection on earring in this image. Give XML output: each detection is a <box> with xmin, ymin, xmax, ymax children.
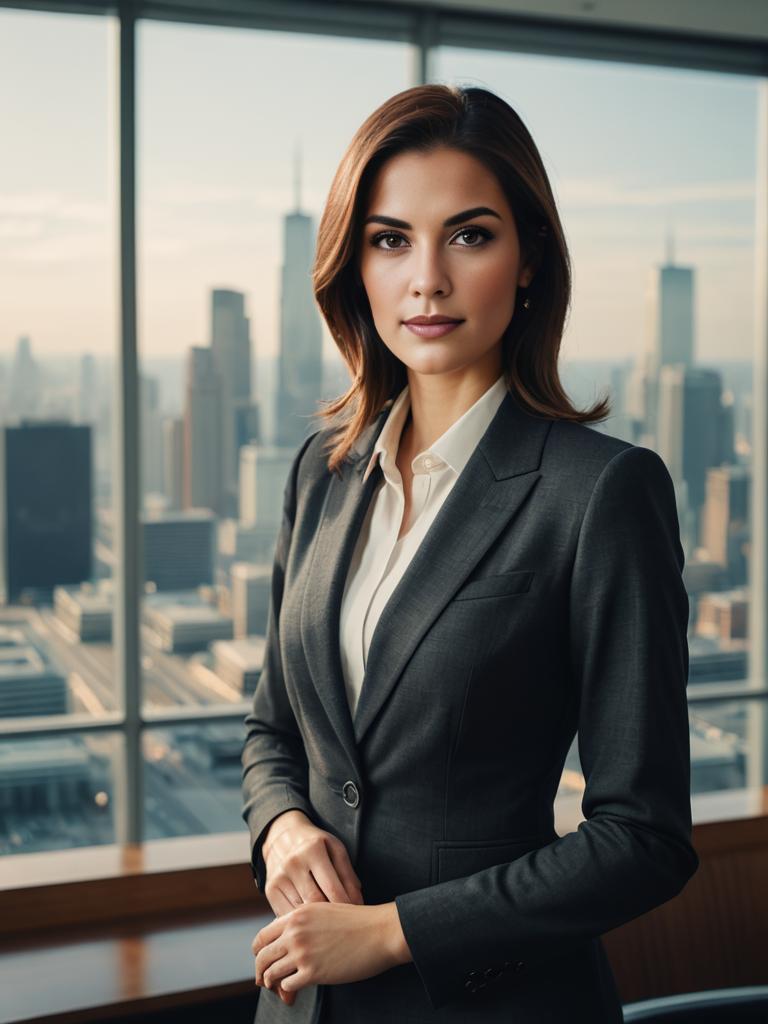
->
<box><xmin>522</xmin><ymin>296</ymin><xmax>531</xmax><ymax>310</ymax></box>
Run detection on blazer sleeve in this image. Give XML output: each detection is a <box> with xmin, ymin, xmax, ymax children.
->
<box><xmin>240</xmin><ymin>429</ymin><xmax>320</xmax><ymax>892</ymax></box>
<box><xmin>393</xmin><ymin>443</ymin><xmax>700</xmax><ymax>1010</ymax></box>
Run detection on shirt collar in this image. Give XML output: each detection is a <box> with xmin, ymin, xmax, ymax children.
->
<box><xmin>362</xmin><ymin>373</ymin><xmax>508</xmax><ymax>484</ymax></box>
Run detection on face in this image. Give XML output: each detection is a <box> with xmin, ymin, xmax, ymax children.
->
<box><xmin>358</xmin><ymin>145</ymin><xmax>533</xmax><ymax>382</ymax></box>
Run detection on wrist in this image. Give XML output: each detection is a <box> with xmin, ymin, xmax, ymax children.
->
<box><xmin>263</xmin><ymin>809</ymin><xmax>310</xmax><ymax>856</ymax></box>
<box><xmin>380</xmin><ymin>902</ymin><xmax>412</xmax><ymax>967</ymax></box>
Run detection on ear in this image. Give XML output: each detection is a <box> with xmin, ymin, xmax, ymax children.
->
<box><xmin>518</xmin><ymin>263</ymin><xmax>535</xmax><ymax>289</ymax></box>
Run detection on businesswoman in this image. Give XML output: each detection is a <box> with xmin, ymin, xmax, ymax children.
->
<box><xmin>241</xmin><ymin>84</ymin><xmax>699</xmax><ymax>1024</ymax></box>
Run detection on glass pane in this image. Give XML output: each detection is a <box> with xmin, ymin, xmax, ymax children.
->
<box><xmin>434</xmin><ymin>52</ymin><xmax>765</xmax><ymax>784</ymax></box>
<box><xmin>0</xmin><ymin>730</ymin><xmax>121</xmax><ymax>856</ymax></box>
<box><xmin>143</xmin><ymin>721</ymin><xmax>245</xmax><ymax>839</ymax></box>
<box><xmin>0</xmin><ymin>10</ymin><xmax>119</xmax><ymax>726</ymax></box>
<box><xmin>136</xmin><ymin>22</ymin><xmax>413</xmax><ymax>718</ymax></box>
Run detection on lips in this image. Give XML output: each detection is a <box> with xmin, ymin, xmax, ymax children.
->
<box><xmin>403</xmin><ymin>320</ymin><xmax>463</xmax><ymax>339</ymax></box>
<box><xmin>404</xmin><ymin>316</ymin><xmax>463</xmax><ymax>325</ymax></box>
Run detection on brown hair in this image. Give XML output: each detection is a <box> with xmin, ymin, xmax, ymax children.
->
<box><xmin>311</xmin><ymin>83</ymin><xmax>611</xmax><ymax>475</ymax></box>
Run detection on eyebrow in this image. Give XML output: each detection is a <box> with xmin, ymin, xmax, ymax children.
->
<box><xmin>363</xmin><ymin>206</ymin><xmax>503</xmax><ymax>229</ymax></box>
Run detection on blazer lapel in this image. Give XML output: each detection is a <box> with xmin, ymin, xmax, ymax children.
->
<box><xmin>300</xmin><ymin>406</ymin><xmax>390</xmax><ymax>771</ymax></box>
<box><xmin>300</xmin><ymin>390</ymin><xmax>553</xmax><ymax>767</ymax></box>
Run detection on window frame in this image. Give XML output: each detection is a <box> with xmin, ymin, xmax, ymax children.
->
<box><xmin>0</xmin><ymin>0</ymin><xmax>766</xmax><ymax>895</ymax></box>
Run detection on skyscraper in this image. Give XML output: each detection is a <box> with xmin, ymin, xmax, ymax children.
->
<box><xmin>657</xmin><ymin>365</ymin><xmax>726</xmax><ymax>544</ymax></box>
<box><xmin>210</xmin><ymin>288</ymin><xmax>253</xmax><ymax>516</ymax></box>
<box><xmin>0</xmin><ymin>421</ymin><xmax>92</xmax><ymax>605</ymax></box>
<box><xmin>275</xmin><ymin>144</ymin><xmax>324</xmax><ymax>449</ymax></box>
<box><xmin>631</xmin><ymin>227</ymin><xmax>696</xmax><ymax>444</ymax></box>
<box><xmin>184</xmin><ymin>347</ymin><xmax>223</xmax><ymax>515</ymax></box>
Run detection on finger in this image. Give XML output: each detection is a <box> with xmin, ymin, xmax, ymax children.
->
<box><xmin>264</xmin><ymin>954</ymin><xmax>299</xmax><ymax>991</ymax></box>
<box><xmin>269</xmin><ymin>878</ymin><xmax>303</xmax><ymax>916</ymax></box>
<box><xmin>325</xmin><ymin>839</ymin><xmax>364</xmax><ymax>903</ymax></box>
<box><xmin>279</xmin><ymin>967</ymin><xmax>306</xmax><ymax>993</ymax></box>
<box><xmin>276</xmin><ymin>840</ymin><xmax>329</xmax><ymax>904</ymax></box>
<box><xmin>291</xmin><ymin>864</ymin><xmax>327</xmax><ymax>905</ymax></box>
<box><xmin>251</xmin><ymin>919</ymin><xmax>280</xmax><ymax>957</ymax></box>
<box><xmin>255</xmin><ymin>938</ymin><xmax>287</xmax><ymax>986</ymax></box>
<box><xmin>279</xmin><ymin>987</ymin><xmax>296</xmax><ymax>1006</ymax></box>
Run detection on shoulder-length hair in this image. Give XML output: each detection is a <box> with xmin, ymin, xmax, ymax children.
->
<box><xmin>311</xmin><ymin>83</ymin><xmax>611</xmax><ymax>476</ymax></box>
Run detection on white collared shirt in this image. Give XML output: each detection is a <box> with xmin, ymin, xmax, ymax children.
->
<box><xmin>339</xmin><ymin>373</ymin><xmax>508</xmax><ymax>720</ymax></box>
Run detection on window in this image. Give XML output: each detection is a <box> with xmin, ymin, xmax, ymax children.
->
<box><xmin>433</xmin><ymin>48</ymin><xmax>764</xmax><ymax>804</ymax></box>
<box><xmin>1</xmin><ymin>1</ymin><xmax>766</xmax><ymax>874</ymax></box>
<box><xmin>0</xmin><ymin>7</ymin><xmax>119</xmax><ymax>855</ymax></box>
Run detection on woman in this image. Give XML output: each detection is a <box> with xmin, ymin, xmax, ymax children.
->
<box><xmin>241</xmin><ymin>84</ymin><xmax>699</xmax><ymax>1024</ymax></box>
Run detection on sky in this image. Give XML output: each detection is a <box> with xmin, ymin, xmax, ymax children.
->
<box><xmin>0</xmin><ymin>7</ymin><xmax>760</xmax><ymax>369</ymax></box>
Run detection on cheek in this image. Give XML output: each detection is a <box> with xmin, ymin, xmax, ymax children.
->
<box><xmin>361</xmin><ymin>264</ymin><xmax>399</xmax><ymax>312</ymax></box>
<box><xmin>465</xmin><ymin>259</ymin><xmax>516</xmax><ymax>311</ymax></box>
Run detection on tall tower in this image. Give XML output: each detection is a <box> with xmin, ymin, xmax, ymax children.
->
<box><xmin>210</xmin><ymin>289</ymin><xmax>253</xmax><ymax>516</ymax></box>
<box><xmin>184</xmin><ymin>347</ymin><xmax>223</xmax><ymax>515</ymax></box>
<box><xmin>7</xmin><ymin>336</ymin><xmax>41</xmax><ymax>422</ymax></box>
<box><xmin>275</xmin><ymin>142</ymin><xmax>324</xmax><ymax>449</ymax></box>
<box><xmin>636</xmin><ymin>224</ymin><xmax>696</xmax><ymax>444</ymax></box>
<box><xmin>657</xmin><ymin>365</ymin><xmax>725</xmax><ymax>545</ymax></box>
<box><xmin>648</xmin><ymin>224</ymin><xmax>695</xmax><ymax>369</ymax></box>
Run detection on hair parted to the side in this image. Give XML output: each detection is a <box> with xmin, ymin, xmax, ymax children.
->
<box><xmin>310</xmin><ymin>83</ymin><xmax>611</xmax><ymax>476</ymax></box>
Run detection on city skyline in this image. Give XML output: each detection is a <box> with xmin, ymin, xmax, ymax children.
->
<box><xmin>0</xmin><ymin>8</ymin><xmax>759</xmax><ymax>365</ymax></box>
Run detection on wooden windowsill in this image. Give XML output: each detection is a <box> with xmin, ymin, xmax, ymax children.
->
<box><xmin>0</xmin><ymin>902</ymin><xmax>271</xmax><ymax>1024</ymax></box>
<box><xmin>0</xmin><ymin>797</ymin><xmax>767</xmax><ymax>1024</ymax></box>
<box><xmin>1</xmin><ymin>788</ymin><xmax>767</xmax><ymax>940</ymax></box>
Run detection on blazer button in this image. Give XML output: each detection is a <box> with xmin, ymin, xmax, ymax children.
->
<box><xmin>342</xmin><ymin>780</ymin><xmax>360</xmax><ymax>807</ymax></box>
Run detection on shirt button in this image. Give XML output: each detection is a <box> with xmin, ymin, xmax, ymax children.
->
<box><xmin>424</xmin><ymin>457</ymin><xmax>433</xmax><ymax>468</ymax></box>
<box><xmin>342</xmin><ymin>781</ymin><xmax>360</xmax><ymax>807</ymax></box>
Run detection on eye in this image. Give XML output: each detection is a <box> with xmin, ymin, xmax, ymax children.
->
<box><xmin>368</xmin><ymin>225</ymin><xmax>494</xmax><ymax>252</ymax></box>
<box><xmin>453</xmin><ymin>227</ymin><xmax>493</xmax><ymax>247</ymax></box>
<box><xmin>370</xmin><ymin>231</ymin><xmax>407</xmax><ymax>251</ymax></box>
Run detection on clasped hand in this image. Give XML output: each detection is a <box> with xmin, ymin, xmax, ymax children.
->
<box><xmin>251</xmin><ymin>810</ymin><xmax>407</xmax><ymax>1005</ymax></box>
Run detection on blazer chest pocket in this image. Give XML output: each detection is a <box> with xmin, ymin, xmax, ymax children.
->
<box><xmin>433</xmin><ymin>833</ymin><xmax>555</xmax><ymax>885</ymax></box>
<box><xmin>452</xmin><ymin>568</ymin><xmax>535</xmax><ymax>602</ymax></box>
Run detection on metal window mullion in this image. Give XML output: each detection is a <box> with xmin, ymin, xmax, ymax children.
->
<box><xmin>411</xmin><ymin>8</ymin><xmax>437</xmax><ymax>86</ymax></box>
<box><xmin>113</xmin><ymin>0</ymin><xmax>143</xmax><ymax>847</ymax></box>
<box><xmin>749</xmin><ymin>79</ymin><xmax>768</xmax><ymax>791</ymax></box>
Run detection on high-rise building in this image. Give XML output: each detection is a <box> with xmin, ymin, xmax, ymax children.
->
<box><xmin>141</xmin><ymin>373</ymin><xmax>164</xmax><ymax>499</ymax></box>
<box><xmin>647</xmin><ymin>231</ymin><xmax>695</xmax><ymax>370</ymax></box>
<box><xmin>238</xmin><ymin>444</ymin><xmax>293</xmax><ymax>530</ymax></box>
<box><xmin>700</xmin><ymin>465</ymin><xmax>750</xmax><ymax>586</ymax></box>
<box><xmin>657</xmin><ymin>365</ymin><xmax>726</xmax><ymax>544</ymax></box>
<box><xmin>230</xmin><ymin>563</ymin><xmax>272</xmax><ymax>639</ymax></box>
<box><xmin>184</xmin><ymin>346</ymin><xmax>223</xmax><ymax>514</ymax></box>
<box><xmin>275</xmin><ymin>145</ymin><xmax>323</xmax><ymax>449</ymax></box>
<box><xmin>0</xmin><ymin>421</ymin><xmax>92</xmax><ymax>605</ymax></box>
<box><xmin>142</xmin><ymin>510</ymin><xmax>216</xmax><ymax>592</ymax></box>
<box><xmin>163</xmin><ymin>416</ymin><xmax>184</xmax><ymax>511</ymax></box>
<box><xmin>633</xmin><ymin>229</ymin><xmax>696</xmax><ymax>443</ymax></box>
<box><xmin>7</xmin><ymin>335</ymin><xmax>41</xmax><ymax>422</ymax></box>
<box><xmin>210</xmin><ymin>288</ymin><xmax>254</xmax><ymax>516</ymax></box>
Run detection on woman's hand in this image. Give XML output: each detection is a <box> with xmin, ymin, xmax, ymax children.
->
<box><xmin>252</xmin><ymin>901</ymin><xmax>410</xmax><ymax>999</ymax></box>
<box><xmin>256</xmin><ymin>809</ymin><xmax>366</xmax><ymax>1004</ymax></box>
<box><xmin>261</xmin><ymin>810</ymin><xmax>365</xmax><ymax>915</ymax></box>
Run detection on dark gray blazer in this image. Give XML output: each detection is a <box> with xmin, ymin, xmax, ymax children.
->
<box><xmin>240</xmin><ymin>387</ymin><xmax>699</xmax><ymax>1024</ymax></box>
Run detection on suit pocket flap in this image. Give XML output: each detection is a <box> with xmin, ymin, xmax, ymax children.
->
<box><xmin>453</xmin><ymin>569</ymin><xmax>535</xmax><ymax>602</ymax></box>
<box><xmin>434</xmin><ymin>834</ymin><xmax>554</xmax><ymax>884</ymax></box>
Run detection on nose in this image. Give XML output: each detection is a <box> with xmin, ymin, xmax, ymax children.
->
<box><xmin>409</xmin><ymin>243</ymin><xmax>452</xmax><ymax>299</ymax></box>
